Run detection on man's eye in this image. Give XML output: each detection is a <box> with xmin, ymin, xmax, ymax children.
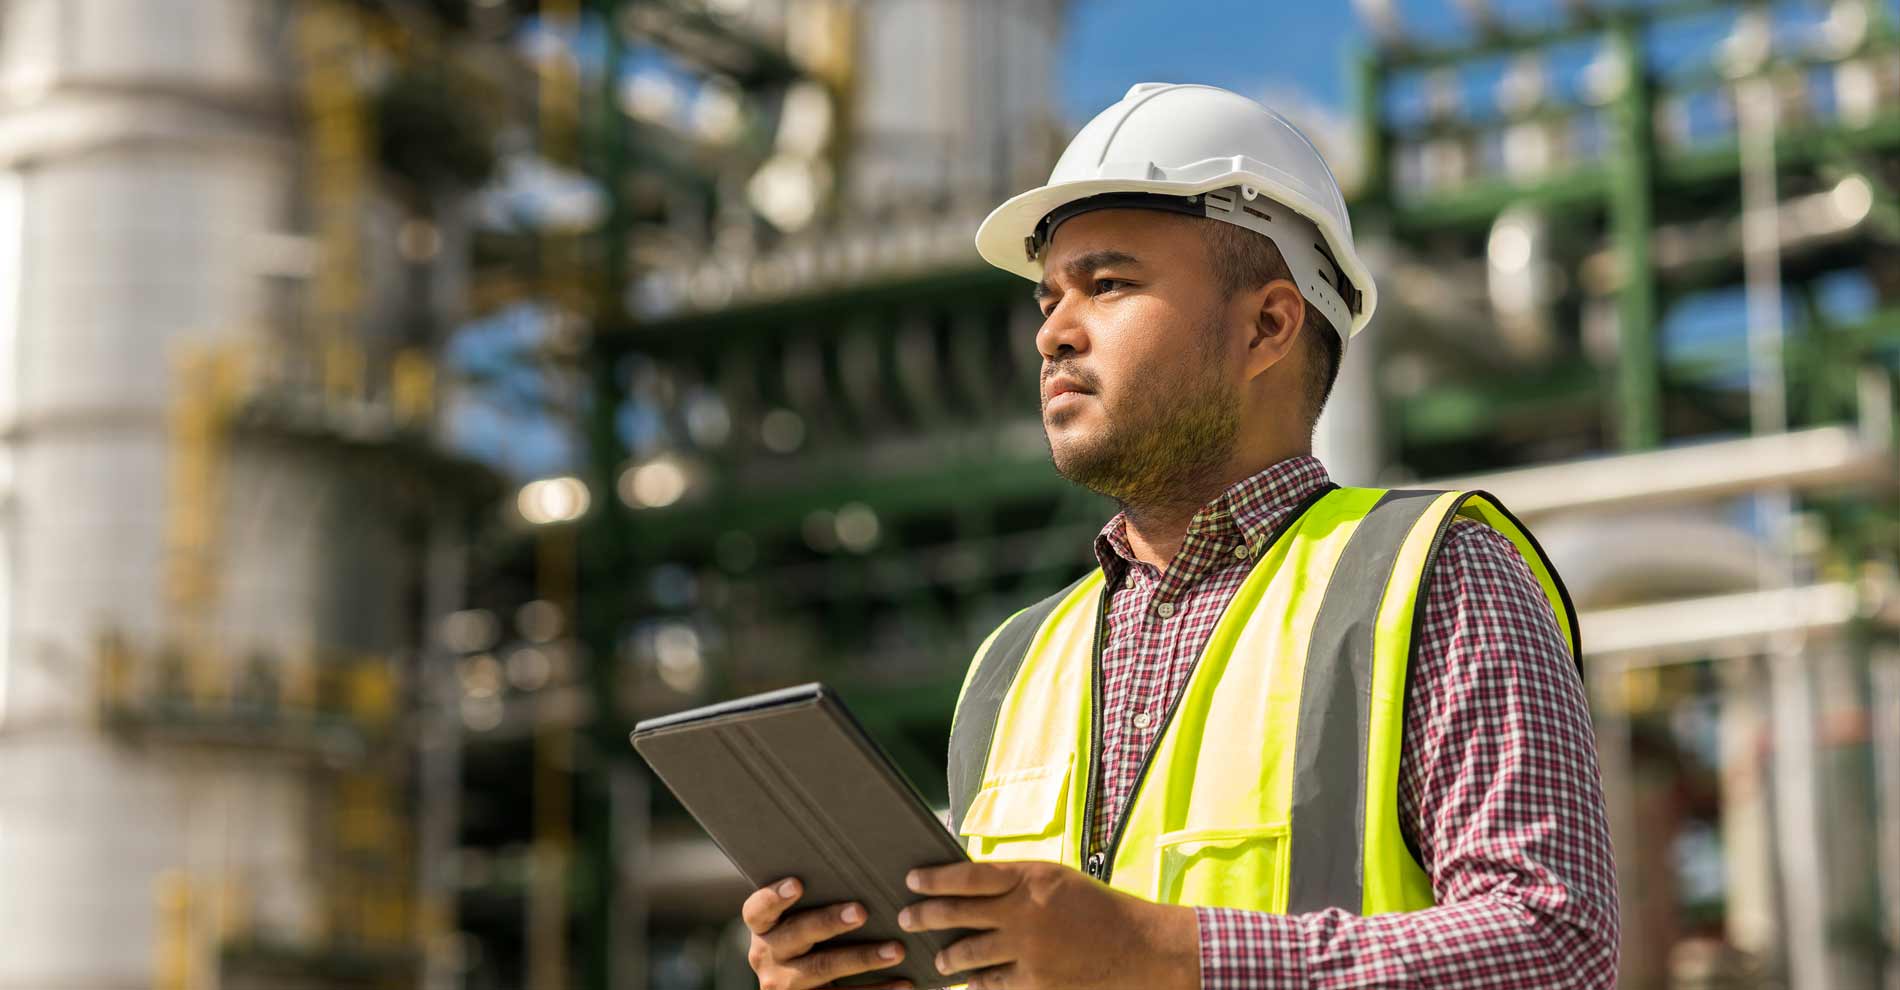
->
<box><xmin>1093</xmin><ymin>278</ymin><xmax>1129</xmax><ymax>294</ymax></box>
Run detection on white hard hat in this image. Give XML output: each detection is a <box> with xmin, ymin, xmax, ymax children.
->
<box><xmin>975</xmin><ymin>82</ymin><xmax>1375</xmax><ymax>346</ymax></box>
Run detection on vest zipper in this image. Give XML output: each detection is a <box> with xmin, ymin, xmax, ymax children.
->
<box><xmin>1081</xmin><ymin>587</ymin><xmax>1110</xmax><ymax>880</ymax></box>
<box><xmin>1093</xmin><ymin>656</ymin><xmax>1199</xmax><ymax>884</ymax></box>
<box><xmin>1085</xmin><ymin>482</ymin><xmax>1339</xmax><ymax>886</ymax></box>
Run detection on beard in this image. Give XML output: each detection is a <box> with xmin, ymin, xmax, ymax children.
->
<box><xmin>1042</xmin><ymin>309</ymin><xmax>1240</xmax><ymax>511</ymax></box>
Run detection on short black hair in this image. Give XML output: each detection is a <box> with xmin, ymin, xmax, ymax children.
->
<box><xmin>1199</xmin><ymin>220</ymin><xmax>1342</xmax><ymax>430</ymax></box>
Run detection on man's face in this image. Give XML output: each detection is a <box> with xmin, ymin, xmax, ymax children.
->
<box><xmin>1033</xmin><ymin>209</ymin><xmax>1242</xmax><ymax>508</ymax></box>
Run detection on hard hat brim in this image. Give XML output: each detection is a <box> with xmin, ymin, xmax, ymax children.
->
<box><xmin>974</xmin><ymin>172</ymin><xmax>1377</xmax><ymax>338</ymax></box>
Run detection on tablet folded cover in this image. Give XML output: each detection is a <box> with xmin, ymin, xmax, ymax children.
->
<box><xmin>631</xmin><ymin>683</ymin><xmax>975</xmax><ymax>989</ymax></box>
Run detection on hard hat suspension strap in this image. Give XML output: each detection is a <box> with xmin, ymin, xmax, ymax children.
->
<box><xmin>1023</xmin><ymin>186</ymin><xmax>1363</xmax><ymax>335</ymax></box>
<box><xmin>1022</xmin><ymin>190</ymin><xmax>1209</xmax><ymax>263</ymax></box>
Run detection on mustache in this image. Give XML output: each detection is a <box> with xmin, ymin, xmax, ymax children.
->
<box><xmin>1042</xmin><ymin>365</ymin><xmax>1101</xmax><ymax>393</ymax></box>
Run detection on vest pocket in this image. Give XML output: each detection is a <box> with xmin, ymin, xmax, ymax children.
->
<box><xmin>1152</xmin><ymin>823</ymin><xmax>1290</xmax><ymax>912</ymax></box>
<box><xmin>957</xmin><ymin>753</ymin><xmax>1073</xmax><ymax>864</ymax></box>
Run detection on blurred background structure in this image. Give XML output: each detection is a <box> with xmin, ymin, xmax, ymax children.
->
<box><xmin>0</xmin><ymin>2</ymin><xmax>1894</xmax><ymax>990</ymax></box>
<box><xmin>0</xmin><ymin>2</ymin><xmax>499</xmax><ymax>989</ymax></box>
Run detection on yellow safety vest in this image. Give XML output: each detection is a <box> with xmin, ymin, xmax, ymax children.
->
<box><xmin>945</xmin><ymin>485</ymin><xmax>1580</xmax><ymax>916</ymax></box>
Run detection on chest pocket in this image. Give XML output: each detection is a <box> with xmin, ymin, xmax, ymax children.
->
<box><xmin>1152</xmin><ymin>822</ymin><xmax>1290</xmax><ymax>913</ymax></box>
<box><xmin>956</xmin><ymin>753</ymin><xmax>1073</xmax><ymax>865</ymax></box>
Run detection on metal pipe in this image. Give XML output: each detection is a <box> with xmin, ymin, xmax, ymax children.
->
<box><xmin>1581</xmin><ymin>581</ymin><xmax>1879</xmax><ymax>663</ymax></box>
<box><xmin>1426</xmin><ymin>424</ymin><xmax>1892</xmax><ymax>518</ymax></box>
<box><xmin>1607</xmin><ymin>21</ymin><xmax>1662</xmax><ymax>449</ymax></box>
<box><xmin>1871</xmin><ymin>645</ymin><xmax>1900</xmax><ymax>990</ymax></box>
<box><xmin>1739</xmin><ymin>44</ymin><xmax>1833</xmax><ymax>986</ymax></box>
<box><xmin>612</xmin><ymin>764</ymin><xmax>653</xmax><ymax>990</ymax></box>
<box><xmin>419</xmin><ymin>514</ymin><xmax>469</xmax><ymax>990</ymax></box>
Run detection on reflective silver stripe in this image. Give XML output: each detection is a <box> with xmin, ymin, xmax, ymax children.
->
<box><xmin>947</xmin><ymin>573</ymin><xmax>1092</xmax><ymax>836</ymax></box>
<box><xmin>1285</xmin><ymin>489</ymin><xmax>1444</xmax><ymax>915</ymax></box>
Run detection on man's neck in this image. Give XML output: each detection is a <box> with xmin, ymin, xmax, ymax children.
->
<box><xmin>1119</xmin><ymin>505</ymin><xmax>1201</xmax><ymax>574</ymax></box>
<box><xmin>1117</xmin><ymin>447</ymin><xmax>1313</xmax><ymax>573</ymax></box>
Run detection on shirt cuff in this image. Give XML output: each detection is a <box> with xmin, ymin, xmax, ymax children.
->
<box><xmin>1195</xmin><ymin>906</ymin><xmax>1303</xmax><ymax>990</ymax></box>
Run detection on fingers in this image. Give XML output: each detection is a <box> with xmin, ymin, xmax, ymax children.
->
<box><xmin>897</xmin><ymin>894</ymin><xmax>1003</xmax><ymax>933</ymax></box>
<box><xmin>761</xmin><ymin>901</ymin><xmax>872</xmax><ymax>961</ymax></box>
<box><xmin>930</xmin><ymin>930</ymin><xmax>1011</xmax><ymax>977</ymax></box>
<box><xmin>804</xmin><ymin>941</ymin><xmax>908</xmax><ymax>988</ymax></box>
<box><xmin>741</xmin><ymin>881</ymin><xmax>909</xmax><ymax>990</ymax></box>
<box><xmin>742</xmin><ymin>877</ymin><xmax>805</xmax><ymax>936</ymax></box>
<box><xmin>906</xmin><ymin>861</ymin><xmax>1021</xmax><ymax>898</ymax></box>
<box><xmin>755</xmin><ymin>939</ymin><xmax>908</xmax><ymax>990</ymax></box>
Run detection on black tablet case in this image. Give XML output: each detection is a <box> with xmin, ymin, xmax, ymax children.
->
<box><xmin>631</xmin><ymin>683</ymin><xmax>976</xmax><ymax>989</ymax></box>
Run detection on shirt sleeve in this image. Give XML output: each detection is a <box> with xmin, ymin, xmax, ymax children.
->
<box><xmin>1194</xmin><ymin>517</ymin><xmax>1619</xmax><ymax>989</ymax></box>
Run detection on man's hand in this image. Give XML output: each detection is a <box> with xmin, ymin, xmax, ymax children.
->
<box><xmin>742</xmin><ymin>877</ymin><xmax>912</xmax><ymax>990</ymax></box>
<box><xmin>897</xmin><ymin>860</ymin><xmax>1200</xmax><ymax>990</ymax></box>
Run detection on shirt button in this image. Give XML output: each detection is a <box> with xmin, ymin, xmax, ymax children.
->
<box><xmin>1133</xmin><ymin>711</ymin><xmax>1153</xmax><ymax>729</ymax></box>
<box><xmin>1154</xmin><ymin>601</ymin><xmax>1175</xmax><ymax>618</ymax></box>
<box><xmin>1232</xmin><ymin>544</ymin><xmax>1250</xmax><ymax>559</ymax></box>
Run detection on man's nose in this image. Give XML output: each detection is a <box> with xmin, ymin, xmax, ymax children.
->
<box><xmin>1036</xmin><ymin>295</ymin><xmax>1086</xmax><ymax>360</ymax></box>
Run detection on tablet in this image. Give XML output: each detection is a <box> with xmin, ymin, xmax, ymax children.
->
<box><xmin>630</xmin><ymin>682</ymin><xmax>975</xmax><ymax>989</ymax></box>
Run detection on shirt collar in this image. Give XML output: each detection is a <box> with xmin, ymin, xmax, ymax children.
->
<box><xmin>1091</xmin><ymin>454</ymin><xmax>1335</xmax><ymax>583</ymax></box>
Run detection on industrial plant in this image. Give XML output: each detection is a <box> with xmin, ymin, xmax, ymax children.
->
<box><xmin>0</xmin><ymin>2</ymin><xmax>1893</xmax><ymax>989</ymax></box>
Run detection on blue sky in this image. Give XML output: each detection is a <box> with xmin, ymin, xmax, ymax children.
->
<box><xmin>1058</xmin><ymin>0</ymin><xmax>1848</xmax><ymax>125</ymax></box>
<box><xmin>1061</xmin><ymin>1</ymin><xmax>1363</xmax><ymax>123</ymax></box>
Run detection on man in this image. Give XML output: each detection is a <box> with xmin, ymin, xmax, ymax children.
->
<box><xmin>742</xmin><ymin>83</ymin><xmax>1617</xmax><ymax>989</ymax></box>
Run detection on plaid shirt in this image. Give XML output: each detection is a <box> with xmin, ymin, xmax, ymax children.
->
<box><xmin>1089</xmin><ymin>455</ymin><xmax>1618</xmax><ymax>989</ymax></box>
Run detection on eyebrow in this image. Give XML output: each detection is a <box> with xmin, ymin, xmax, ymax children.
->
<box><xmin>1033</xmin><ymin>249</ymin><xmax>1143</xmax><ymax>303</ymax></box>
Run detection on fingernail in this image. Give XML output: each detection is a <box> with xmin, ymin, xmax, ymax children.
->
<box><xmin>905</xmin><ymin>870</ymin><xmax>921</xmax><ymax>891</ymax></box>
<box><xmin>776</xmin><ymin>879</ymin><xmax>797</xmax><ymax>898</ymax></box>
<box><xmin>896</xmin><ymin>907</ymin><xmax>912</xmax><ymax>929</ymax></box>
<box><xmin>934</xmin><ymin>953</ymin><xmax>950</xmax><ymax>974</ymax></box>
<box><xmin>880</xmin><ymin>943</ymin><xmax>901</xmax><ymax>960</ymax></box>
<box><xmin>841</xmin><ymin>904</ymin><xmax>864</xmax><ymax>923</ymax></box>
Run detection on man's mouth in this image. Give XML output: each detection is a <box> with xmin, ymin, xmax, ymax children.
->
<box><xmin>1043</xmin><ymin>375</ymin><xmax>1094</xmax><ymax>403</ymax></box>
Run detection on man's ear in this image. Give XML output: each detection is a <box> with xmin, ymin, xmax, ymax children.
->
<box><xmin>1243</xmin><ymin>279</ymin><xmax>1306</xmax><ymax>380</ymax></box>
